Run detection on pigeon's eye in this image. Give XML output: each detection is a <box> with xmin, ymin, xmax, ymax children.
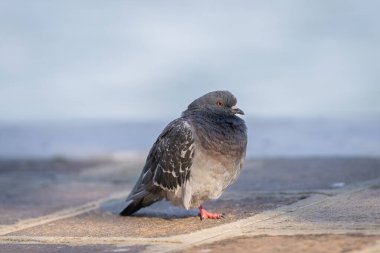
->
<box><xmin>216</xmin><ymin>101</ymin><xmax>223</xmax><ymax>107</ymax></box>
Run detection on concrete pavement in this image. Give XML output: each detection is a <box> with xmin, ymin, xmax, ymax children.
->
<box><xmin>0</xmin><ymin>157</ymin><xmax>379</xmax><ymax>252</ymax></box>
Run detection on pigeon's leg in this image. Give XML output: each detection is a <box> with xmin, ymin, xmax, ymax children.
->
<box><xmin>198</xmin><ymin>205</ymin><xmax>224</xmax><ymax>220</ymax></box>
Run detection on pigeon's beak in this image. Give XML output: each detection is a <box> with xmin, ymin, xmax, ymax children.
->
<box><xmin>231</xmin><ymin>105</ymin><xmax>244</xmax><ymax>115</ymax></box>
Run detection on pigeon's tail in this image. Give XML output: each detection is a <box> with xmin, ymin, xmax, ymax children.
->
<box><xmin>119</xmin><ymin>191</ymin><xmax>160</xmax><ymax>216</ymax></box>
<box><xmin>119</xmin><ymin>199</ymin><xmax>142</xmax><ymax>216</ymax></box>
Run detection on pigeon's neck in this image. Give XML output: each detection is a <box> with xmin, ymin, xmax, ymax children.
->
<box><xmin>182</xmin><ymin>108</ymin><xmax>230</xmax><ymax>119</ymax></box>
<box><xmin>183</xmin><ymin>109</ymin><xmax>247</xmax><ymax>159</ymax></box>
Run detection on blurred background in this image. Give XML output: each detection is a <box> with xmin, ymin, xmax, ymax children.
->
<box><xmin>0</xmin><ymin>0</ymin><xmax>379</xmax><ymax>159</ymax></box>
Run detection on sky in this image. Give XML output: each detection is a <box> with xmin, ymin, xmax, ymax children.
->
<box><xmin>0</xmin><ymin>0</ymin><xmax>379</xmax><ymax>122</ymax></box>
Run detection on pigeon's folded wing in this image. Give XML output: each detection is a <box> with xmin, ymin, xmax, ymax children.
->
<box><xmin>147</xmin><ymin>119</ymin><xmax>195</xmax><ymax>191</ymax></box>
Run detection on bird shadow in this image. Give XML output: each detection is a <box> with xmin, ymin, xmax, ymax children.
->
<box><xmin>100</xmin><ymin>198</ymin><xmax>198</xmax><ymax>220</ymax></box>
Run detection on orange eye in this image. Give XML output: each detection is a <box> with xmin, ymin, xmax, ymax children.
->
<box><xmin>216</xmin><ymin>101</ymin><xmax>223</xmax><ymax>107</ymax></box>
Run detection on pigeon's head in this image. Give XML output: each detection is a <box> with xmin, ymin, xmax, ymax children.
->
<box><xmin>186</xmin><ymin>90</ymin><xmax>244</xmax><ymax>116</ymax></box>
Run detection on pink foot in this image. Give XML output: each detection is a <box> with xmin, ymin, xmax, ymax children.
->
<box><xmin>198</xmin><ymin>205</ymin><xmax>224</xmax><ymax>220</ymax></box>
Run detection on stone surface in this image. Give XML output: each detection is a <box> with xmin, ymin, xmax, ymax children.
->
<box><xmin>245</xmin><ymin>187</ymin><xmax>380</xmax><ymax>234</ymax></box>
<box><xmin>0</xmin><ymin>157</ymin><xmax>379</xmax><ymax>253</ymax></box>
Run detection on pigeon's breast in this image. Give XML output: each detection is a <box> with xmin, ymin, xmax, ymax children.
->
<box><xmin>179</xmin><ymin>115</ymin><xmax>247</xmax><ymax>208</ymax></box>
<box><xmin>182</xmin><ymin>143</ymin><xmax>244</xmax><ymax>208</ymax></box>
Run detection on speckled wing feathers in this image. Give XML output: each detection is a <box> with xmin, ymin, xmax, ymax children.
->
<box><xmin>149</xmin><ymin>119</ymin><xmax>195</xmax><ymax>191</ymax></box>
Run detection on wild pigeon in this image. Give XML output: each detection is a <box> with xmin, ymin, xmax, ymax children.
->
<box><xmin>120</xmin><ymin>90</ymin><xmax>247</xmax><ymax>219</ymax></box>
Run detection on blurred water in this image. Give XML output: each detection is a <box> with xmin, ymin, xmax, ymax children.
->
<box><xmin>0</xmin><ymin>117</ymin><xmax>379</xmax><ymax>159</ymax></box>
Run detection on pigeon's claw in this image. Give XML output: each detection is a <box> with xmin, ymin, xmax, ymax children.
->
<box><xmin>198</xmin><ymin>206</ymin><xmax>224</xmax><ymax>220</ymax></box>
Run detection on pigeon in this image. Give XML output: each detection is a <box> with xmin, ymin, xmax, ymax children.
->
<box><xmin>120</xmin><ymin>90</ymin><xmax>247</xmax><ymax>220</ymax></box>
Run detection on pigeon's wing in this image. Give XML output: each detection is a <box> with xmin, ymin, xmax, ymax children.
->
<box><xmin>120</xmin><ymin>118</ymin><xmax>195</xmax><ymax>216</ymax></box>
<box><xmin>148</xmin><ymin>118</ymin><xmax>195</xmax><ymax>191</ymax></box>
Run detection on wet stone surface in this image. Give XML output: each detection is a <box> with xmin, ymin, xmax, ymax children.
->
<box><xmin>0</xmin><ymin>244</ymin><xmax>146</xmax><ymax>253</ymax></box>
<box><xmin>0</xmin><ymin>158</ymin><xmax>142</xmax><ymax>225</ymax></box>
<box><xmin>233</xmin><ymin>157</ymin><xmax>380</xmax><ymax>192</ymax></box>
